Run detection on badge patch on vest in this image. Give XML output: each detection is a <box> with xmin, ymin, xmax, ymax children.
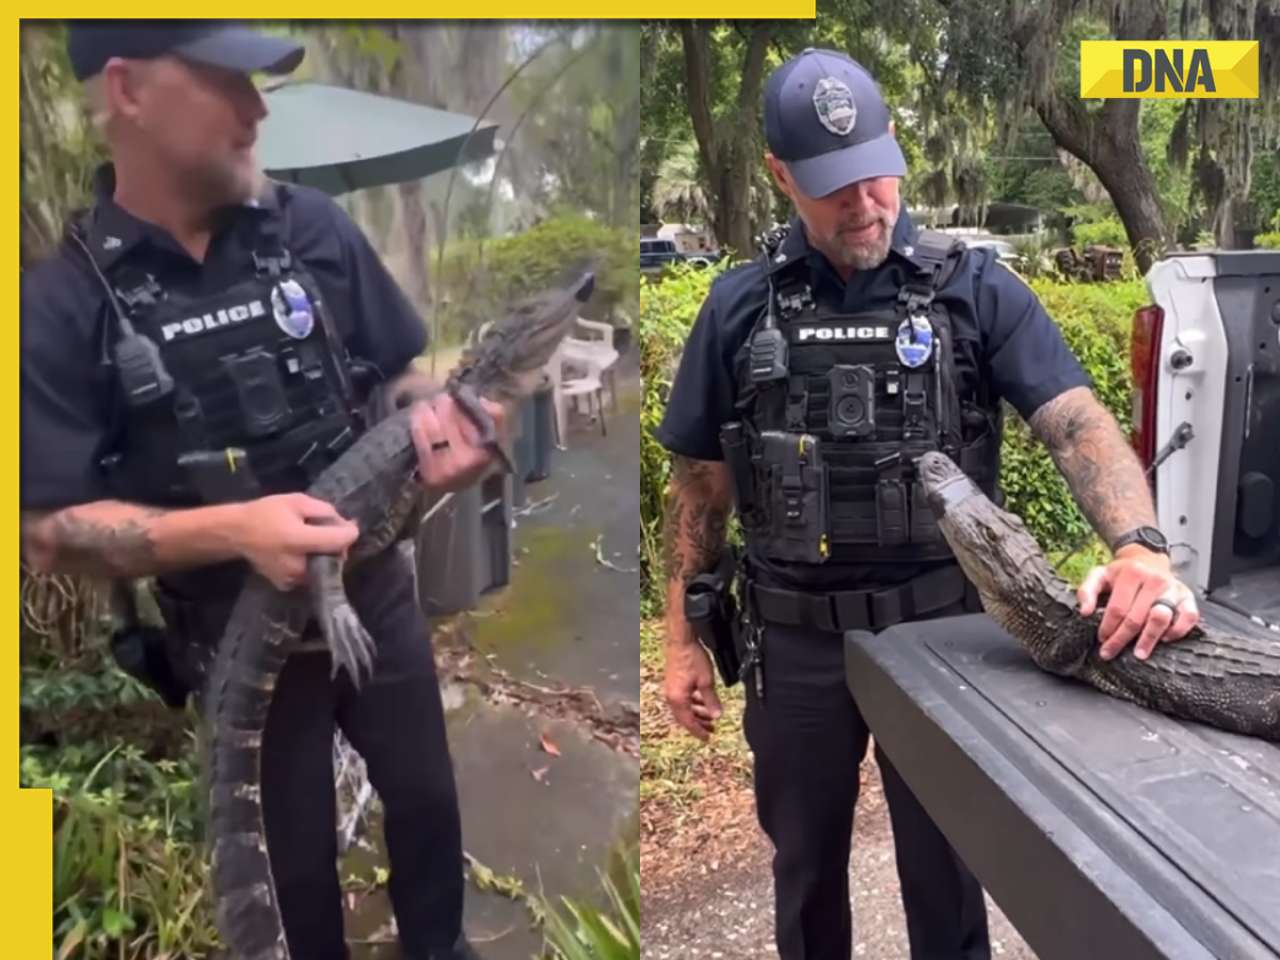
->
<box><xmin>895</xmin><ymin>315</ymin><xmax>934</xmax><ymax>368</ymax></box>
<box><xmin>272</xmin><ymin>279</ymin><xmax>315</xmax><ymax>340</ymax></box>
<box><xmin>813</xmin><ymin>77</ymin><xmax>857</xmax><ymax>136</ymax></box>
<box><xmin>793</xmin><ymin>323</ymin><xmax>893</xmax><ymax>343</ymax></box>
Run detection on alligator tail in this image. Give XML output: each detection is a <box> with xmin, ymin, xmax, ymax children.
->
<box><xmin>204</xmin><ymin>577</ymin><xmax>305</xmax><ymax>959</ymax></box>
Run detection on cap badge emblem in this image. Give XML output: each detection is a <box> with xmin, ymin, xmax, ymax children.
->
<box><xmin>813</xmin><ymin>77</ymin><xmax>857</xmax><ymax>136</ymax></box>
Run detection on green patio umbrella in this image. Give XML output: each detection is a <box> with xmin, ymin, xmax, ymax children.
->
<box><xmin>258</xmin><ymin>81</ymin><xmax>499</xmax><ymax>195</ymax></box>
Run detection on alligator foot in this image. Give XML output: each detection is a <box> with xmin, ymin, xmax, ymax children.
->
<box><xmin>305</xmin><ymin>554</ymin><xmax>376</xmax><ymax>689</ymax></box>
<box><xmin>451</xmin><ymin>381</ymin><xmax>515</xmax><ymax>475</ymax></box>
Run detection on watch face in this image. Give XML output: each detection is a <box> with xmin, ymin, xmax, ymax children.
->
<box><xmin>1140</xmin><ymin>526</ymin><xmax>1169</xmax><ymax>551</ymax></box>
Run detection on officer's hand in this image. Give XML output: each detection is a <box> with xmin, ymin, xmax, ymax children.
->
<box><xmin>664</xmin><ymin>638</ymin><xmax>722</xmax><ymax>741</ymax></box>
<box><xmin>234</xmin><ymin>494</ymin><xmax>360</xmax><ymax>592</ymax></box>
<box><xmin>1078</xmin><ymin>546</ymin><xmax>1200</xmax><ymax>661</ymax></box>
<box><xmin>409</xmin><ymin>393</ymin><xmax>508</xmax><ymax>493</ymax></box>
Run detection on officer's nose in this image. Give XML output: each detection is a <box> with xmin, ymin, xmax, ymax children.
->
<box><xmin>838</xmin><ymin>180</ymin><xmax>879</xmax><ymax>214</ymax></box>
<box><xmin>234</xmin><ymin>73</ymin><xmax>269</xmax><ymax>125</ymax></box>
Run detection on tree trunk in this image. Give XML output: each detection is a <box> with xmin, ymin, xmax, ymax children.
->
<box><xmin>679</xmin><ymin>23</ymin><xmax>771</xmax><ymax>258</ymax></box>
<box><xmin>1035</xmin><ymin>93</ymin><xmax>1169</xmax><ymax>274</ymax></box>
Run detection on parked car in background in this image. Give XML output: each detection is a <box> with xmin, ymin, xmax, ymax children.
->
<box><xmin>640</xmin><ymin>238</ymin><xmax>717</xmax><ymax>275</ymax></box>
<box><xmin>640</xmin><ymin>238</ymin><xmax>683</xmax><ymax>274</ymax></box>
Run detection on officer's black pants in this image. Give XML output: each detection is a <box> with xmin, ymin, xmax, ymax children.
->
<box><xmin>743</xmin><ymin>608</ymin><xmax>990</xmax><ymax>960</ymax></box>
<box><xmin>256</xmin><ymin>555</ymin><xmax>463</xmax><ymax>960</ymax></box>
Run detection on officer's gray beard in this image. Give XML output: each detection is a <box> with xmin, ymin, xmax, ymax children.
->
<box><xmin>808</xmin><ymin>198</ymin><xmax>901</xmax><ymax>273</ymax></box>
<box><xmin>188</xmin><ymin>159</ymin><xmax>264</xmax><ymax>211</ymax></box>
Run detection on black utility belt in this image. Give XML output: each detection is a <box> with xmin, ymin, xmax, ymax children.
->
<box><xmin>747</xmin><ymin>564</ymin><xmax>976</xmax><ymax>633</ymax></box>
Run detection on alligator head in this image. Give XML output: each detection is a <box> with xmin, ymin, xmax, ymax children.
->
<box><xmin>917</xmin><ymin>451</ymin><xmax>1069</xmax><ymax>610</ymax></box>
<box><xmin>452</xmin><ymin>262</ymin><xmax>598</xmax><ymax>406</ymax></box>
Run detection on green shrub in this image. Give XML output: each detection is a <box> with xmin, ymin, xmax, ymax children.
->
<box><xmin>1255</xmin><ymin>231</ymin><xmax>1280</xmax><ymax>250</ymax></box>
<box><xmin>539</xmin><ymin>842</ymin><xmax>640</xmax><ymax>960</ymax></box>
<box><xmin>637</xmin><ymin>269</ymin><xmax>1145</xmax><ymax>606</ymax></box>
<box><xmin>434</xmin><ymin>212</ymin><xmax>638</xmax><ymax>345</ymax></box>
<box><xmin>1001</xmin><ymin>277</ymin><xmax>1144</xmax><ymax>552</ymax></box>
<box><xmin>1072</xmin><ymin>216</ymin><xmax>1128</xmax><ymax>248</ymax></box>
<box><xmin>638</xmin><ymin>263</ymin><xmax>726</xmax><ymax>613</ymax></box>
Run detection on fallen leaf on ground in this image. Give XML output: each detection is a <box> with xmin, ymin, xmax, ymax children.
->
<box><xmin>539</xmin><ymin>732</ymin><xmax>561</xmax><ymax>757</ymax></box>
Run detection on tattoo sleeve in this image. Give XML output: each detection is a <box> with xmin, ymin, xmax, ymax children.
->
<box><xmin>22</xmin><ymin>502</ymin><xmax>174</xmax><ymax>580</ymax></box>
<box><xmin>662</xmin><ymin>455</ymin><xmax>734</xmax><ymax>643</ymax></box>
<box><xmin>1027</xmin><ymin>385</ymin><xmax>1156</xmax><ymax>548</ymax></box>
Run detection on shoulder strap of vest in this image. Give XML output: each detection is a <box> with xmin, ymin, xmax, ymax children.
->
<box><xmin>252</xmin><ymin>185</ymin><xmax>294</xmax><ymax>278</ymax></box>
<box><xmin>898</xmin><ymin>228</ymin><xmax>965</xmax><ymax>313</ymax></box>
<box><xmin>912</xmin><ymin>229</ymin><xmax>965</xmax><ymax>288</ymax></box>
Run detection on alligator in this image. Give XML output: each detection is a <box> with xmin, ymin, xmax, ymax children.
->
<box><xmin>203</xmin><ymin>265</ymin><xmax>596</xmax><ymax>959</ymax></box>
<box><xmin>917</xmin><ymin>451</ymin><xmax>1280</xmax><ymax>743</ymax></box>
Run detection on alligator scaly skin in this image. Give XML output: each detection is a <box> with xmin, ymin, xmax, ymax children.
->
<box><xmin>203</xmin><ymin>266</ymin><xmax>596</xmax><ymax>959</ymax></box>
<box><xmin>918</xmin><ymin>451</ymin><xmax>1280</xmax><ymax>742</ymax></box>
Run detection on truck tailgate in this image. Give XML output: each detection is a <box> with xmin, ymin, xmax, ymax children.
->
<box><xmin>844</xmin><ymin>609</ymin><xmax>1280</xmax><ymax>960</ymax></box>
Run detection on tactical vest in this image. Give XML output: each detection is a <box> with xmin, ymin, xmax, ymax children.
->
<box><xmin>720</xmin><ymin>226</ymin><xmax>1002</xmax><ymax>566</ymax></box>
<box><xmin>72</xmin><ymin>199</ymin><xmax>365</xmax><ymax>507</ymax></box>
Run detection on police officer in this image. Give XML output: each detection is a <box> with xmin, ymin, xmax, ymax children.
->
<box><xmin>657</xmin><ymin>48</ymin><xmax>1200</xmax><ymax>960</ymax></box>
<box><xmin>20</xmin><ymin>22</ymin><xmax>504</xmax><ymax>960</ymax></box>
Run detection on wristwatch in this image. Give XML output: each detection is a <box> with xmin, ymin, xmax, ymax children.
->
<box><xmin>1111</xmin><ymin>526</ymin><xmax>1169</xmax><ymax>556</ymax></box>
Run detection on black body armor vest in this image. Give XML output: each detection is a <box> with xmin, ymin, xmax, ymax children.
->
<box><xmin>73</xmin><ymin>203</ymin><xmax>365</xmax><ymax>507</ymax></box>
<box><xmin>720</xmin><ymin>226</ymin><xmax>1003</xmax><ymax>567</ymax></box>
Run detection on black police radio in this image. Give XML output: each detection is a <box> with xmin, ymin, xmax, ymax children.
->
<box><xmin>749</xmin><ymin>225</ymin><xmax>791</xmax><ymax>384</ymax></box>
<box><xmin>67</xmin><ymin>223</ymin><xmax>175</xmax><ymax>408</ymax></box>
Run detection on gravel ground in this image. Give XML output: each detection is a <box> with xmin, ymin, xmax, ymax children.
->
<box><xmin>641</xmin><ymin>758</ymin><xmax>1039</xmax><ymax>960</ymax></box>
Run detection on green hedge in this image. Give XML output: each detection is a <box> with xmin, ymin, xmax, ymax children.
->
<box><xmin>637</xmin><ymin>267</ymin><xmax>1146</xmax><ymax>608</ymax></box>
<box><xmin>999</xmin><ymin>277</ymin><xmax>1144</xmax><ymax>554</ymax></box>
<box><xmin>435</xmin><ymin>212</ymin><xmax>638</xmax><ymax>345</ymax></box>
<box><xmin>1256</xmin><ymin>231</ymin><xmax>1280</xmax><ymax>250</ymax></box>
<box><xmin>638</xmin><ymin>263</ymin><xmax>728</xmax><ymax>611</ymax></box>
<box><xmin>1071</xmin><ymin>216</ymin><xmax>1128</xmax><ymax>248</ymax></box>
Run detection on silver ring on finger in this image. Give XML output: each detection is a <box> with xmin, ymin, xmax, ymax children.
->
<box><xmin>1150</xmin><ymin>597</ymin><xmax>1179</xmax><ymax>616</ymax></box>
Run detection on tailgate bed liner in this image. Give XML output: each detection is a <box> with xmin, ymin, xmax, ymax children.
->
<box><xmin>844</xmin><ymin>610</ymin><xmax>1280</xmax><ymax>960</ymax></box>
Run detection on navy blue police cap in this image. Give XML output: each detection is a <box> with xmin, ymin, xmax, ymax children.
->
<box><xmin>66</xmin><ymin>20</ymin><xmax>305</xmax><ymax>82</ymax></box>
<box><xmin>764</xmin><ymin>47</ymin><xmax>907</xmax><ymax>199</ymax></box>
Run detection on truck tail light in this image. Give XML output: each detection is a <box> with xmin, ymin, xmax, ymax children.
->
<box><xmin>1130</xmin><ymin>304</ymin><xmax>1164</xmax><ymax>478</ymax></box>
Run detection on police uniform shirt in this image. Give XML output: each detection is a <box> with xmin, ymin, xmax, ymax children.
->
<box><xmin>21</xmin><ymin>164</ymin><xmax>430</xmax><ymax>633</ymax></box>
<box><xmin>655</xmin><ymin>209</ymin><xmax>1092</xmax><ymax>592</ymax></box>
<box><xmin>21</xmin><ymin>163</ymin><xmax>427</xmax><ymax>512</ymax></box>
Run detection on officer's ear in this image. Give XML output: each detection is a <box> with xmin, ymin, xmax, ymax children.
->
<box><xmin>764</xmin><ymin>153</ymin><xmax>795</xmax><ymax>203</ymax></box>
<box><xmin>100</xmin><ymin>57</ymin><xmax>149</xmax><ymax>125</ymax></box>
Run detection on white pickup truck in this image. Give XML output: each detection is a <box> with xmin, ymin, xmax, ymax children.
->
<box><xmin>842</xmin><ymin>249</ymin><xmax>1280</xmax><ymax>960</ymax></box>
<box><xmin>1137</xmin><ymin>249</ymin><xmax>1280</xmax><ymax>628</ymax></box>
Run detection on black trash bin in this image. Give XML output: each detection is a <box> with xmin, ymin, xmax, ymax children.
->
<box><xmin>522</xmin><ymin>380</ymin><xmax>556</xmax><ymax>484</ymax></box>
<box><xmin>412</xmin><ymin>474</ymin><xmax>513</xmax><ymax>618</ymax></box>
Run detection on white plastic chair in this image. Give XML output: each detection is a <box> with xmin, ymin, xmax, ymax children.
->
<box><xmin>545</xmin><ymin>316</ymin><xmax>620</xmax><ymax>448</ymax></box>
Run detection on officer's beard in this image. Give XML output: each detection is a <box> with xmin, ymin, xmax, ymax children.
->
<box><xmin>830</xmin><ymin>205</ymin><xmax>897</xmax><ymax>271</ymax></box>
<box><xmin>186</xmin><ymin>156</ymin><xmax>265</xmax><ymax>212</ymax></box>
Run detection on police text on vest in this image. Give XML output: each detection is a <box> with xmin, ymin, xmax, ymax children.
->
<box><xmin>161</xmin><ymin>301</ymin><xmax>268</xmax><ymax>342</ymax></box>
<box><xmin>794</xmin><ymin>325</ymin><xmax>892</xmax><ymax>342</ymax></box>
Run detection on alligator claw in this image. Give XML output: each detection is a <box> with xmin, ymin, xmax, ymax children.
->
<box><xmin>323</xmin><ymin>602</ymin><xmax>376</xmax><ymax>689</ymax></box>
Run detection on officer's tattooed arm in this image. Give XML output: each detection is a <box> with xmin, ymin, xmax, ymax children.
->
<box><xmin>1027</xmin><ymin>384</ymin><xmax>1157</xmax><ymax>548</ymax></box>
<box><xmin>662</xmin><ymin>456</ymin><xmax>734</xmax><ymax>640</ymax></box>
<box><xmin>21</xmin><ymin>502</ymin><xmax>243</xmax><ymax>579</ymax></box>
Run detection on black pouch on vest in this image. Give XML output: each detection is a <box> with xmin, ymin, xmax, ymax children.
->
<box><xmin>909</xmin><ymin>481</ymin><xmax>944</xmax><ymax>543</ymax></box>
<box><xmin>760</xmin><ymin>430</ymin><xmax>829</xmax><ymax>564</ymax></box>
